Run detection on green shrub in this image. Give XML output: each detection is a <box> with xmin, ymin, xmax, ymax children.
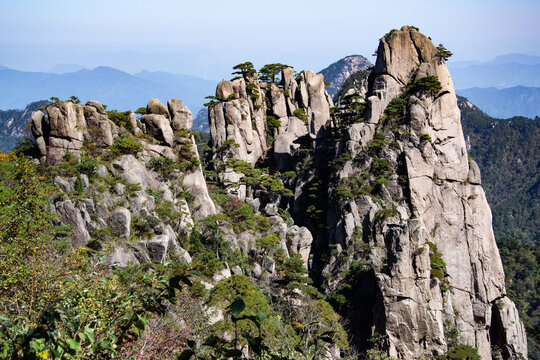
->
<box><xmin>203</xmin><ymin>95</ymin><xmax>221</xmax><ymax>108</ymax></box>
<box><xmin>145</xmin><ymin>188</ymin><xmax>164</xmax><ymax>204</ymax></box>
<box><xmin>427</xmin><ymin>240</ymin><xmax>450</xmax><ymax>292</ymax></box>
<box><xmin>266</xmin><ymin>115</ymin><xmax>281</xmax><ymax>131</ymax></box>
<box><xmin>376</xmin><ymin>206</ymin><xmax>398</xmax><ymax>219</ymax></box>
<box><xmin>107</xmin><ymin>110</ymin><xmax>133</xmax><ymax>131</ymax></box>
<box><xmin>148</xmin><ymin>156</ymin><xmax>177</xmax><ymax>178</ymax></box>
<box><xmin>110</xmin><ymin>134</ymin><xmax>143</xmax><ymax>156</ymax></box>
<box><xmin>73</xmin><ymin>173</ymin><xmax>85</xmax><ymax>195</ymax></box>
<box><xmin>420</xmin><ymin>133</ymin><xmax>432</xmax><ymax>142</ymax></box>
<box><xmin>407</xmin><ymin>76</ymin><xmax>442</xmax><ymax>94</ymax></box>
<box><xmin>293</xmin><ymin>108</ymin><xmax>308</xmax><ymax>123</ymax></box>
<box><xmin>384</xmin><ymin>97</ymin><xmax>407</xmax><ymax>118</ymax></box>
<box><xmin>256</xmin><ymin>233</ymin><xmax>280</xmax><ymax>254</ymax></box>
<box><xmin>74</xmin><ymin>158</ymin><xmax>97</xmax><ymax>177</ymax></box>
<box><xmin>132</xmin><ymin>215</ymin><xmax>160</xmax><ymax>237</ymax></box>
<box><xmin>445</xmin><ymin>344</ymin><xmax>481</xmax><ymax>360</ymax></box>
<box><xmin>436</xmin><ymin>44</ymin><xmax>453</xmax><ymax>61</ymax></box>
<box><xmin>218</xmin><ymin>139</ymin><xmax>240</xmax><ymax>152</ymax></box>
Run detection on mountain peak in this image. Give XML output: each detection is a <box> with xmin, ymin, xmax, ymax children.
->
<box><xmin>318</xmin><ymin>54</ymin><xmax>372</xmax><ymax>97</ymax></box>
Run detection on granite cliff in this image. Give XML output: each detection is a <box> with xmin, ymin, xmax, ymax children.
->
<box><xmin>27</xmin><ymin>26</ymin><xmax>527</xmax><ymax>359</ymax></box>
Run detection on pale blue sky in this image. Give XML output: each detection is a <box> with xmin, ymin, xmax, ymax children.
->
<box><xmin>1</xmin><ymin>0</ymin><xmax>539</xmax><ymax>79</ymax></box>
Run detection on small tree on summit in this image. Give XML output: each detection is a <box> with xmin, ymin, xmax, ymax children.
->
<box><xmin>436</xmin><ymin>44</ymin><xmax>453</xmax><ymax>62</ymax></box>
<box><xmin>259</xmin><ymin>63</ymin><xmax>290</xmax><ymax>83</ymax></box>
<box><xmin>232</xmin><ymin>62</ymin><xmax>257</xmax><ymax>78</ymax></box>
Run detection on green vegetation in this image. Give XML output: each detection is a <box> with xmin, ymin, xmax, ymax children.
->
<box><xmin>427</xmin><ymin>241</ymin><xmax>449</xmax><ymax>292</ymax></box>
<box><xmin>436</xmin><ymin>44</ymin><xmax>453</xmax><ymax>61</ymax></box>
<box><xmin>68</xmin><ymin>95</ymin><xmax>81</xmax><ymax>104</ymax></box>
<box><xmin>107</xmin><ymin>109</ymin><xmax>133</xmax><ymax>131</ymax></box>
<box><xmin>148</xmin><ymin>155</ymin><xmax>178</xmax><ymax>179</ymax></box>
<box><xmin>109</xmin><ymin>133</ymin><xmax>143</xmax><ymax>156</ymax></box>
<box><xmin>218</xmin><ymin>158</ymin><xmax>293</xmax><ymax>197</ymax></box>
<box><xmin>293</xmin><ymin>108</ymin><xmax>308</xmax><ymax>123</ymax></box>
<box><xmin>266</xmin><ymin>115</ymin><xmax>281</xmax><ymax>131</ymax></box>
<box><xmin>407</xmin><ymin>75</ymin><xmax>442</xmax><ymax>94</ymax></box>
<box><xmin>232</xmin><ymin>62</ymin><xmax>257</xmax><ymax>78</ymax></box>
<box><xmin>0</xmin><ymin>153</ymin><xmax>195</xmax><ymax>359</ymax></box>
<box><xmin>134</xmin><ymin>106</ymin><xmax>146</xmax><ymax>115</ymax></box>
<box><xmin>258</xmin><ymin>63</ymin><xmax>290</xmax><ymax>83</ymax></box>
<box><xmin>443</xmin><ymin>344</ymin><xmax>481</xmax><ymax>360</ymax></box>
<box><xmin>384</xmin><ymin>97</ymin><xmax>407</xmax><ymax>119</ymax></box>
<box><xmin>203</xmin><ymin>95</ymin><xmax>221</xmax><ymax>108</ymax></box>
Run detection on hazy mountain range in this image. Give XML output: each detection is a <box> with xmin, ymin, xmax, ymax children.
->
<box><xmin>448</xmin><ymin>53</ymin><xmax>540</xmax><ymax>88</ymax></box>
<box><xmin>0</xmin><ymin>66</ymin><xmax>217</xmax><ymax>113</ymax></box>
<box><xmin>457</xmin><ymin>86</ymin><xmax>540</xmax><ymax>118</ymax></box>
<box><xmin>1</xmin><ymin>52</ymin><xmax>539</xmax><ymax>124</ymax></box>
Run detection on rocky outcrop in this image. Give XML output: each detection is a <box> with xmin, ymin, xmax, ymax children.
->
<box><xmin>318</xmin><ymin>26</ymin><xmax>527</xmax><ymax>359</ymax></box>
<box><xmin>31</xmin><ymin>97</ymin><xmax>217</xmax><ymax>268</ymax></box>
<box><xmin>27</xmin><ymin>26</ymin><xmax>527</xmax><ymax>359</ymax></box>
<box><xmin>208</xmin><ymin>68</ymin><xmax>333</xmax><ymax>168</ymax></box>
<box><xmin>168</xmin><ymin>99</ymin><xmax>193</xmax><ymax>131</ymax></box>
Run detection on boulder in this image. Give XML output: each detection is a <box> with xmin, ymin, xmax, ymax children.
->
<box><xmin>146</xmin><ymin>98</ymin><xmax>170</xmax><ymax>118</ymax></box>
<box><xmin>30</xmin><ymin>111</ymin><xmax>44</xmax><ymax>137</ymax></box>
<box><xmin>104</xmin><ymin>247</ymin><xmax>139</xmax><ymax>267</ymax></box>
<box><xmin>468</xmin><ymin>159</ymin><xmax>482</xmax><ymax>184</ymax></box>
<box><xmin>110</xmin><ymin>155</ymin><xmax>160</xmax><ymax>190</ymax></box>
<box><xmin>110</xmin><ymin>207</ymin><xmax>131</xmax><ymax>238</ymax></box>
<box><xmin>144</xmin><ymin>235</ymin><xmax>170</xmax><ymax>263</ymax></box>
<box><xmin>286</xmin><ymin>226</ymin><xmax>313</xmax><ymax>267</ymax></box>
<box><xmin>262</xmin><ymin>256</ymin><xmax>275</xmax><ymax>273</ymax></box>
<box><xmin>216</xmin><ymin>80</ymin><xmax>234</xmax><ymax>101</ymax></box>
<box><xmin>140</xmin><ymin>114</ymin><xmax>174</xmax><ymax>147</ymax></box>
<box><xmin>55</xmin><ymin>200</ymin><xmax>90</xmax><ymax>247</ymax></box>
<box><xmin>54</xmin><ymin>176</ymin><xmax>72</xmax><ymax>193</ymax></box>
<box><xmin>168</xmin><ymin>99</ymin><xmax>193</xmax><ymax>131</ymax></box>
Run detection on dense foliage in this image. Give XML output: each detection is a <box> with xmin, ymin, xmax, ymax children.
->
<box><xmin>459</xmin><ymin>96</ymin><xmax>539</xmax><ymax>245</ymax></box>
<box><xmin>459</xmin><ymin>96</ymin><xmax>540</xmax><ymax>359</ymax></box>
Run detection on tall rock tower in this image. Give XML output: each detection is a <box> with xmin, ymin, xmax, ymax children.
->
<box><xmin>321</xmin><ymin>26</ymin><xmax>527</xmax><ymax>359</ymax></box>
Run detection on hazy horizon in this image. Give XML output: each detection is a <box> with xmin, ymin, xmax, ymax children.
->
<box><xmin>2</xmin><ymin>0</ymin><xmax>539</xmax><ymax>80</ymax></box>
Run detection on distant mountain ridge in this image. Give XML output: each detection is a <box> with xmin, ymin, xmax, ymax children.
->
<box><xmin>0</xmin><ymin>100</ymin><xmax>48</xmax><ymax>152</ymax></box>
<box><xmin>457</xmin><ymin>86</ymin><xmax>540</xmax><ymax>118</ymax></box>
<box><xmin>0</xmin><ymin>66</ymin><xmax>217</xmax><ymax>113</ymax></box>
<box><xmin>448</xmin><ymin>53</ymin><xmax>540</xmax><ymax>88</ymax></box>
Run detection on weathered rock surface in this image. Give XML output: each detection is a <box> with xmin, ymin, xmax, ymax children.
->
<box><xmin>110</xmin><ymin>207</ymin><xmax>131</xmax><ymax>238</ymax></box>
<box><xmin>146</xmin><ymin>97</ymin><xmax>170</xmax><ymax>118</ymax></box>
<box><xmin>208</xmin><ymin>67</ymin><xmax>333</xmax><ymax>167</ymax></box>
<box><xmin>320</xmin><ymin>26</ymin><xmax>527</xmax><ymax>359</ymax></box>
<box><xmin>32</xmin><ymin>96</ymin><xmax>217</xmax><ymax>271</ymax></box>
<box><xmin>55</xmin><ymin>200</ymin><xmax>90</xmax><ymax>247</ymax></box>
<box><xmin>168</xmin><ymin>99</ymin><xmax>193</xmax><ymax>131</ymax></box>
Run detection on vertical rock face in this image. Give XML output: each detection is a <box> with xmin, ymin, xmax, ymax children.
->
<box><xmin>207</xmin><ymin>68</ymin><xmax>333</xmax><ymax>167</ymax></box>
<box><xmin>321</xmin><ymin>26</ymin><xmax>527</xmax><ymax>359</ymax></box>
